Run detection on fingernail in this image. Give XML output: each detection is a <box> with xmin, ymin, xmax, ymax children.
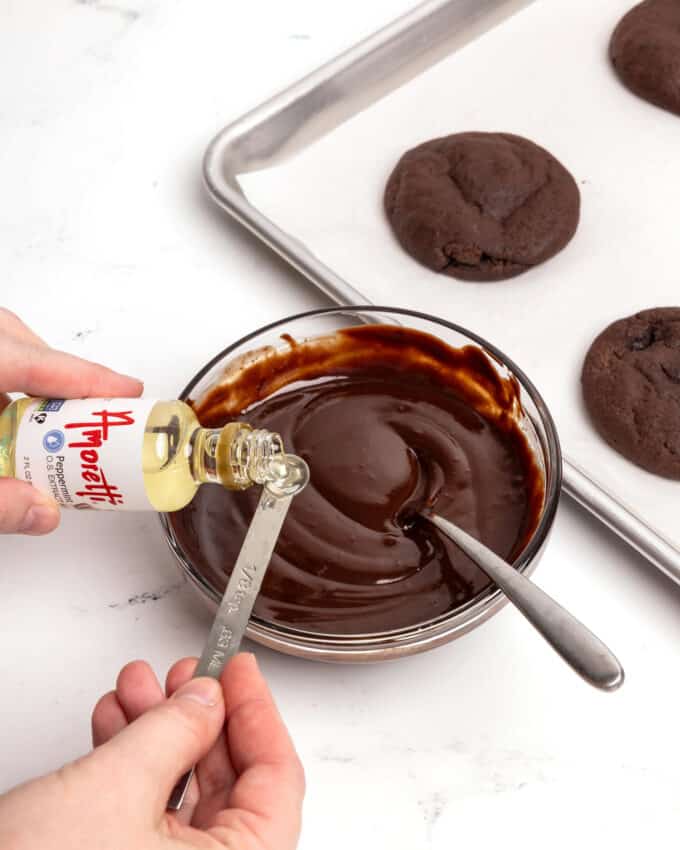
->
<box><xmin>241</xmin><ymin>652</ymin><xmax>258</xmax><ymax>670</ymax></box>
<box><xmin>174</xmin><ymin>678</ymin><xmax>221</xmax><ymax>707</ymax></box>
<box><xmin>19</xmin><ymin>504</ymin><xmax>60</xmax><ymax>535</ymax></box>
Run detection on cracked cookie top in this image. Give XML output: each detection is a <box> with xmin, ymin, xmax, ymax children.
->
<box><xmin>610</xmin><ymin>0</ymin><xmax>680</xmax><ymax>118</ymax></box>
<box><xmin>582</xmin><ymin>307</ymin><xmax>680</xmax><ymax>479</ymax></box>
<box><xmin>384</xmin><ymin>132</ymin><xmax>580</xmax><ymax>282</ymax></box>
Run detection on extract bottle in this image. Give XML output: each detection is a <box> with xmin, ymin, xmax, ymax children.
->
<box><xmin>0</xmin><ymin>398</ymin><xmax>285</xmax><ymax>512</ymax></box>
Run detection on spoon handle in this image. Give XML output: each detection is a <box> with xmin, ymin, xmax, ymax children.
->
<box><xmin>167</xmin><ymin>487</ymin><xmax>295</xmax><ymax>811</ymax></box>
<box><xmin>427</xmin><ymin>514</ymin><xmax>624</xmax><ymax>692</ymax></box>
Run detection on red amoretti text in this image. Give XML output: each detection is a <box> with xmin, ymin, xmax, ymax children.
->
<box><xmin>65</xmin><ymin>409</ymin><xmax>135</xmax><ymax>505</ymax></box>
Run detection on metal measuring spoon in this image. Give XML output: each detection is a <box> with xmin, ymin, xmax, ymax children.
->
<box><xmin>423</xmin><ymin>512</ymin><xmax>624</xmax><ymax>692</ymax></box>
<box><xmin>168</xmin><ymin>454</ymin><xmax>310</xmax><ymax>811</ymax></box>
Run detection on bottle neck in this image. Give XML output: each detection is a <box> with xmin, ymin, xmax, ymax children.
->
<box><xmin>191</xmin><ymin>422</ymin><xmax>285</xmax><ymax>490</ymax></box>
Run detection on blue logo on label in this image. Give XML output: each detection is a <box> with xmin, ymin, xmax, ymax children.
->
<box><xmin>43</xmin><ymin>400</ymin><xmax>65</xmax><ymax>413</ymax></box>
<box><xmin>43</xmin><ymin>430</ymin><xmax>65</xmax><ymax>452</ymax></box>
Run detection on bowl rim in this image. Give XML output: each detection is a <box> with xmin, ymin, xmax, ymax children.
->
<box><xmin>159</xmin><ymin>305</ymin><xmax>563</xmax><ymax>660</ymax></box>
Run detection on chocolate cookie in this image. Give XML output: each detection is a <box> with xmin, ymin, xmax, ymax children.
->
<box><xmin>384</xmin><ymin>132</ymin><xmax>580</xmax><ymax>282</ymax></box>
<box><xmin>610</xmin><ymin>0</ymin><xmax>680</xmax><ymax>117</ymax></box>
<box><xmin>582</xmin><ymin>308</ymin><xmax>680</xmax><ymax>479</ymax></box>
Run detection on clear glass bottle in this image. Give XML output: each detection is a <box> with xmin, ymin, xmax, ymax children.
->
<box><xmin>0</xmin><ymin>397</ymin><xmax>284</xmax><ymax>512</ymax></box>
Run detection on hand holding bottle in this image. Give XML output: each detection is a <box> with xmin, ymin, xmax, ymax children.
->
<box><xmin>1</xmin><ymin>310</ymin><xmax>287</xmax><ymax>514</ymax></box>
<box><xmin>0</xmin><ymin>309</ymin><xmax>143</xmax><ymax>534</ymax></box>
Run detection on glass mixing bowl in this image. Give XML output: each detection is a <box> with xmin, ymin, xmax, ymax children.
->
<box><xmin>159</xmin><ymin>307</ymin><xmax>562</xmax><ymax>662</ymax></box>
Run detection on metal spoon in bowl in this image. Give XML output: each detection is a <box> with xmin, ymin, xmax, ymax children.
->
<box><xmin>422</xmin><ymin>512</ymin><xmax>624</xmax><ymax>692</ymax></box>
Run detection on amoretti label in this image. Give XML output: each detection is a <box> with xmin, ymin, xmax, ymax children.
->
<box><xmin>15</xmin><ymin>398</ymin><xmax>156</xmax><ymax>510</ymax></box>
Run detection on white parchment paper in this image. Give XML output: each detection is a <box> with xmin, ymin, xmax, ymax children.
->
<box><xmin>241</xmin><ymin>0</ymin><xmax>680</xmax><ymax>549</ymax></box>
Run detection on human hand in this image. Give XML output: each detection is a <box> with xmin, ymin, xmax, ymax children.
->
<box><xmin>0</xmin><ymin>653</ymin><xmax>305</xmax><ymax>850</ymax></box>
<box><xmin>0</xmin><ymin>308</ymin><xmax>143</xmax><ymax>534</ymax></box>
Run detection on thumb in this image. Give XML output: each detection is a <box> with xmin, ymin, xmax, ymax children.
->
<box><xmin>96</xmin><ymin>677</ymin><xmax>225</xmax><ymax>808</ymax></box>
<box><xmin>0</xmin><ymin>480</ymin><xmax>60</xmax><ymax>535</ymax></box>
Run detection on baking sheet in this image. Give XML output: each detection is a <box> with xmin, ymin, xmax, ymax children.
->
<box><xmin>238</xmin><ymin>0</ymin><xmax>680</xmax><ymax>553</ymax></box>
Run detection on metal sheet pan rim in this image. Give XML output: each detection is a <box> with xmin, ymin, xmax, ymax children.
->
<box><xmin>202</xmin><ymin>0</ymin><xmax>680</xmax><ymax>586</ymax></box>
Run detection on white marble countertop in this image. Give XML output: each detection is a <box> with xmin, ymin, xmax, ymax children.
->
<box><xmin>2</xmin><ymin>2</ymin><xmax>680</xmax><ymax>847</ymax></box>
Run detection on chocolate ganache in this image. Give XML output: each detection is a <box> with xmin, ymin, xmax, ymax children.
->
<box><xmin>170</xmin><ymin>325</ymin><xmax>544</xmax><ymax>635</ymax></box>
